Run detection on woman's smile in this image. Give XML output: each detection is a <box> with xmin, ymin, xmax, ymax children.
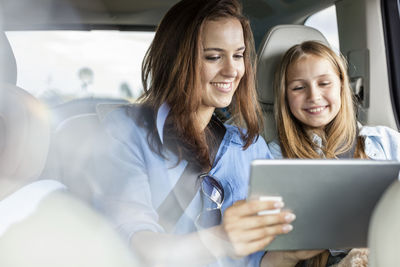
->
<box><xmin>210</xmin><ymin>81</ymin><xmax>233</xmax><ymax>93</ymax></box>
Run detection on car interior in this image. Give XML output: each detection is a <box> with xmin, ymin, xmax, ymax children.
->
<box><xmin>0</xmin><ymin>0</ymin><xmax>399</xmax><ymax>265</ymax></box>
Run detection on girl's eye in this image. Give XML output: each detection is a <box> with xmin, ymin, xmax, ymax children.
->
<box><xmin>320</xmin><ymin>81</ymin><xmax>331</xmax><ymax>86</ymax></box>
<box><xmin>233</xmin><ymin>54</ymin><xmax>244</xmax><ymax>59</ymax></box>
<box><xmin>292</xmin><ymin>86</ymin><xmax>304</xmax><ymax>91</ymax></box>
<box><xmin>205</xmin><ymin>55</ymin><xmax>220</xmax><ymax>61</ymax></box>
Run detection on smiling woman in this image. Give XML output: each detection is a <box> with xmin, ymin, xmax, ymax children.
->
<box><xmin>199</xmin><ymin>18</ymin><xmax>245</xmax><ymax>121</ymax></box>
<box><xmin>92</xmin><ymin>0</ymin><xmax>296</xmax><ymax>266</ymax></box>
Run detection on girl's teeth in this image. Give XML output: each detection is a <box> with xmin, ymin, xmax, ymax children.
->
<box><xmin>309</xmin><ymin>107</ymin><xmax>325</xmax><ymax>113</ymax></box>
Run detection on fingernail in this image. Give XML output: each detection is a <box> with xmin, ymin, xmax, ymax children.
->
<box><xmin>285</xmin><ymin>213</ymin><xmax>296</xmax><ymax>222</ymax></box>
<box><xmin>282</xmin><ymin>224</ymin><xmax>293</xmax><ymax>233</ymax></box>
<box><xmin>274</xmin><ymin>201</ymin><xmax>284</xmax><ymax>208</ymax></box>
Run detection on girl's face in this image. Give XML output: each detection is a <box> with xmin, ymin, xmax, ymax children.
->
<box><xmin>199</xmin><ymin>18</ymin><xmax>245</xmax><ymax>112</ymax></box>
<box><xmin>285</xmin><ymin>54</ymin><xmax>342</xmax><ymax>129</ymax></box>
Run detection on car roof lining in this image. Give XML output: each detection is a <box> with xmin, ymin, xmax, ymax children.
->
<box><xmin>1</xmin><ymin>0</ymin><xmax>337</xmax><ymax>30</ymax></box>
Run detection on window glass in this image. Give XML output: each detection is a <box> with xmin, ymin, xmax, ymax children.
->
<box><xmin>304</xmin><ymin>5</ymin><xmax>340</xmax><ymax>53</ymax></box>
<box><xmin>6</xmin><ymin>30</ymin><xmax>154</xmax><ymax>106</ymax></box>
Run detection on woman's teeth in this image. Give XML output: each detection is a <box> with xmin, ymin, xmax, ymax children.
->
<box><xmin>212</xmin><ymin>82</ymin><xmax>231</xmax><ymax>89</ymax></box>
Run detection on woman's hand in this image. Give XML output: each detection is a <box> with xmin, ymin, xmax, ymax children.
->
<box><xmin>221</xmin><ymin>199</ymin><xmax>296</xmax><ymax>258</ymax></box>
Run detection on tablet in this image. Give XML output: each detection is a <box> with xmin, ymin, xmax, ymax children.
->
<box><xmin>248</xmin><ymin>159</ymin><xmax>400</xmax><ymax>251</ymax></box>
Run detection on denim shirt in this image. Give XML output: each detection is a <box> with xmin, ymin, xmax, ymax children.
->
<box><xmin>94</xmin><ymin>104</ymin><xmax>273</xmax><ymax>267</ymax></box>
<box><xmin>268</xmin><ymin>125</ymin><xmax>400</xmax><ymax>161</ymax></box>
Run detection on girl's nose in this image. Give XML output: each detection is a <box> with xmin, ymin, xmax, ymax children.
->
<box><xmin>307</xmin><ymin>84</ymin><xmax>322</xmax><ymax>101</ymax></box>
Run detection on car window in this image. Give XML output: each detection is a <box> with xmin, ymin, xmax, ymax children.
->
<box><xmin>382</xmin><ymin>0</ymin><xmax>400</xmax><ymax>128</ymax></box>
<box><xmin>304</xmin><ymin>5</ymin><xmax>340</xmax><ymax>53</ymax></box>
<box><xmin>6</xmin><ymin>30</ymin><xmax>155</xmax><ymax>106</ymax></box>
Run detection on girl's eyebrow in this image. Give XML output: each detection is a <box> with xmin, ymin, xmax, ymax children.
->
<box><xmin>203</xmin><ymin>46</ymin><xmax>245</xmax><ymax>52</ymax></box>
<box><xmin>288</xmin><ymin>73</ymin><xmax>334</xmax><ymax>82</ymax></box>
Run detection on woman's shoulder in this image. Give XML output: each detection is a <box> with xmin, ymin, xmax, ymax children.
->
<box><xmin>101</xmin><ymin>104</ymin><xmax>152</xmax><ymax>140</ymax></box>
<box><xmin>223</xmin><ymin>124</ymin><xmax>273</xmax><ymax>159</ymax></box>
<box><xmin>224</xmin><ymin>124</ymin><xmax>266</xmax><ymax>147</ymax></box>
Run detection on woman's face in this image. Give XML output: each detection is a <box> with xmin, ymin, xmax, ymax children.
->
<box><xmin>199</xmin><ymin>18</ymin><xmax>245</xmax><ymax>112</ymax></box>
<box><xmin>285</xmin><ymin>54</ymin><xmax>342</xmax><ymax>129</ymax></box>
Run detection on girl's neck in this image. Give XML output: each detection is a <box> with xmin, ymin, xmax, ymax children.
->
<box><xmin>305</xmin><ymin>127</ymin><xmax>325</xmax><ymax>138</ymax></box>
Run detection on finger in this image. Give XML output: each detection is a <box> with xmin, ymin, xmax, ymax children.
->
<box><xmin>233</xmin><ymin>236</ymin><xmax>276</xmax><ymax>257</ymax></box>
<box><xmin>228</xmin><ymin>223</ymin><xmax>293</xmax><ymax>243</ymax></box>
<box><xmin>224</xmin><ymin>199</ymin><xmax>284</xmax><ymax>219</ymax></box>
<box><xmin>224</xmin><ymin>211</ymin><xmax>296</xmax><ymax>231</ymax></box>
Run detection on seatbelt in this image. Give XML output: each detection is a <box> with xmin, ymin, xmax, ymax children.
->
<box><xmin>157</xmin><ymin>115</ymin><xmax>226</xmax><ymax>232</ymax></box>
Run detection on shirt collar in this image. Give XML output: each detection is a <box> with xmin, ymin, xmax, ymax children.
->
<box><xmin>156</xmin><ymin>103</ymin><xmax>231</xmax><ymax>146</ymax></box>
<box><xmin>156</xmin><ymin>102</ymin><xmax>170</xmax><ymax>144</ymax></box>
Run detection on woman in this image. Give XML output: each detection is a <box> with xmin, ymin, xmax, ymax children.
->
<box><xmin>94</xmin><ymin>0</ymin><xmax>296</xmax><ymax>266</ymax></box>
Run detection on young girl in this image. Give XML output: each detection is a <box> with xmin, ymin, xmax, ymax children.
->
<box><xmin>267</xmin><ymin>41</ymin><xmax>400</xmax><ymax>266</ymax></box>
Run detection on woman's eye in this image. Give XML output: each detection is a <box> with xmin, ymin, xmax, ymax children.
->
<box><xmin>205</xmin><ymin>55</ymin><xmax>220</xmax><ymax>61</ymax></box>
<box><xmin>233</xmin><ymin>54</ymin><xmax>244</xmax><ymax>59</ymax></box>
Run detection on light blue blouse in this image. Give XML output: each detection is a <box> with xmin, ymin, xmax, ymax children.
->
<box><xmin>93</xmin><ymin>104</ymin><xmax>273</xmax><ymax>267</ymax></box>
<box><xmin>268</xmin><ymin>125</ymin><xmax>400</xmax><ymax>161</ymax></box>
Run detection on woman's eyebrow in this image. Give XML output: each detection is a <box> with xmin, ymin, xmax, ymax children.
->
<box><xmin>203</xmin><ymin>46</ymin><xmax>246</xmax><ymax>52</ymax></box>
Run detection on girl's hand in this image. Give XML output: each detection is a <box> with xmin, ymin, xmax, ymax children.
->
<box><xmin>332</xmin><ymin>248</ymin><xmax>368</xmax><ymax>267</ymax></box>
<box><xmin>262</xmin><ymin>250</ymin><xmax>325</xmax><ymax>267</ymax></box>
<box><xmin>221</xmin><ymin>199</ymin><xmax>296</xmax><ymax>258</ymax></box>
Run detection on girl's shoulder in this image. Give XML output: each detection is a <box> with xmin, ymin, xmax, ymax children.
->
<box><xmin>360</xmin><ymin>125</ymin><xmax>400</xmax><ymax>160</ymax></box>
<box><xmin>359</xmin><ymin>125</ymin><xmax>399</xmax><ymax>135</ymax></box>
<box><xmin>267</xmin><ymin>139</ymin><xmax>283</xmax><ymax>159</ymax></box>
<box><xmin>359</xmin><ymin>125</ymin><xmax>400</xmax><ymax>141</ymax></box>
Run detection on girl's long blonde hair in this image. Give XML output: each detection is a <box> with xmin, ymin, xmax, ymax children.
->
<box><xmin>274</xmin><ymin>41</ymin><xmax>367</xmax><ymax>159</ymax></box>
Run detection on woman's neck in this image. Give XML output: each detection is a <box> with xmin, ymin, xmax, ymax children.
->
<box><xmin>196</xmin><ymin>106</ymin><xmax>215</xmax><ymax>131</ymax></box>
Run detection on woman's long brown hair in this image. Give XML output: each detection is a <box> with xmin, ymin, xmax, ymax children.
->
<box><xmin>139</xmin><ymin>0</ymin><xmax>262</xmax><ymax>168</ymax></box>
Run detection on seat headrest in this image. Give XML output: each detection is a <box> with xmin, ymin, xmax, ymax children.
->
<box><xmin>368</xmin><ymin>180</ymin><xmax>400</xmax><ymax>266</ymax></box>
<box><xmin>256</xmin><ymin>25</ymin><xmax>329</xmax><ymax>105</ymax></box>
<box><xmin>0</xmin><ymin>31</ymin><xmax>17</xmax><ymax>85</ymax></box>
<box><xmin>0</xmin><ymin>83</ymin><xmax>50</xmax><ymax>199</ymax></box>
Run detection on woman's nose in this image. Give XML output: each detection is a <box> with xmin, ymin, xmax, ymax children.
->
<box><xmin>221</xmin><ymin>58</ymin><xmax>237</xmax><ymax>78</ymax></box>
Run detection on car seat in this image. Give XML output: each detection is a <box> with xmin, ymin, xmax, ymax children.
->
<box><xmin>368</xmin><ymin>180</ymin><xmax>400</xmax><ymax>267</ymax></box>
<box><xmin>0</xmin><ymin>28</ymin><xmax>50</xmax><ymax>199</ymax></box>
<box><xmin>0</xmin><ymin>27</ymin><xmax>140</xmax><ymax>267</ymax></box>
<box><xmin>256</xmin><ymin>24</ymin><xmax>329</xmax><ymax>142</ymax></box>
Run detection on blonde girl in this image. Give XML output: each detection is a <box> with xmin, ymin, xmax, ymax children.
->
<box><xmin>267</xmin><ymin>41</ymin><xmax>400</xmax><ymax>266</ymax></box>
